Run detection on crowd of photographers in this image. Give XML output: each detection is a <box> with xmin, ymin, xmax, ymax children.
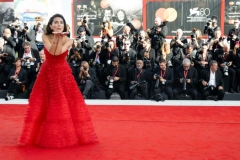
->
<box><xmin>1</xmin><ymin>15</ymin><xmax>240</xmax><ymax>101</ymax></box>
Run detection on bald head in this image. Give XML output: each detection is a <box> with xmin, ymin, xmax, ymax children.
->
<box><xmin>155</xmin><ymin>17</ymin><xmax>162</xmax><ymax>26</ymax></box>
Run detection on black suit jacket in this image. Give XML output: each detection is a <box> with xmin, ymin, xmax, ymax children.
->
<box><xmin>7</xmin><ymin>67</ymin><xmax>28</xmax><ymax>84</ymax></box>
<box><xmin>152</xmin><ymin>66</ymin><xmax>174</xmax><ymax>87</ymax></box>
<box><xmin>77</xmin><ymin>67</ymin><xmax>98</xmax><ymax>85</ymax></box>
<box><xmin>212</xmin><ymin>49</ymin><xmax>233</xmax><ymax>64</ymax></box>
<box><xmin>128</xmin><ymin>68</ymin><xmax>151</xmax><ymax>84</ymax></box>
<box><xmin>18</xmin><ymin>48</ymin><xmax>40</xmax><ymax>65</ymax></box>
<box><xmin>1</xmin><ymin>45</ymin><xmax>15</xmax><ymax>64</ymax></box>
<box><xmin>174</xmin><ymin>65</ymin><xmax>198</xmax><ymax>89</ymax></box>
<box><xmin>199</xmin><ymin>69</ymin><xmax>224</xmax><ymax>91</ymax></box>
<box><xmin>104</xmin><ymin>64</ymin><xmax>126</xmax><ymax>85</ymax></box>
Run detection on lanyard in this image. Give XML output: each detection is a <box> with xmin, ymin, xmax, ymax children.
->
<box><xmin>113</xmin><ymin>67</ymin><xmax>118</xmax><ymax>76</ymax></box>
<box><xmin>160</xmin><ymin>70</ymin><xmax>166</xmax><ymax>78</ymax></box>
<box><xmin>184</xmin><ymin>70</ymin><xmax>188</xmax><ymax>78</ymax></box>
<box><xmin>136</xmin><ymin>70</ymin><xmax>142</xmax><ymax>78</ymax></box>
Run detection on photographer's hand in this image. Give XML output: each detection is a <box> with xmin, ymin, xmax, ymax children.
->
<box><xmin>202</xmin><ymin>80</ymin><xmax>208</xmax><ymax>86</ymax></box>
<box><xmin>107</xmin><ymin>76</ymin><xmax>110</xmax><ymax>81</ymax></box>
<box><xmin>114</xmin><ymin>77</ymin><xmax>120</xmax><ymax>81</ymax></box>
<box><xmin>180</xmin><ymin>78</ymin><xmax>183</xmax><ymax>83</ymax></box>
<box><xmin>187</xmin><ymin>79</ymin><xmax>191</xmax><ymax>83</ymax></box>
<box><xmin>228</xmin><ymin>61</ymin><xmax>232</xmax><ymax>66</ymax></box>
<box><xmin>153</xmin><ymin>74</ymin><xmax>157</xmax><ymax>80</ymax></box>
<box><xmin>218</xmin><ymin>86</ymin><xmax>223</xmax><ymax>90</ymax></box>
<box><xmin>130</xmin><ymin>81</ymin><xmax>135</xmax><ymax>84</ymax></box>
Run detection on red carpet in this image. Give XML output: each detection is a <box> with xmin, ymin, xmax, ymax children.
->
<box><xmin>1</xmin><ymin>104</ymin><xmax>240</xmax><ymax>160</ymax></box>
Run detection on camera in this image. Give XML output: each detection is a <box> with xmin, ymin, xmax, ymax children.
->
<box><xmin>83</xmin><ymin>66</ymin><xmax>88</xmax><ymax>71</ymax></box>
<box><xmin>182</xmin><ymin>78</ymin><xmax>187</xmax><ymax>90</ymax></box>
<box><xmin>25</xmin><ymin>57</ymin><xmax>31</xmax><ymax>68</ymax></box>
<box><xmin>154</xmin><ymin>74</ymin><xmax>164</xmax><ymax>88</ymax></box>
<box><xmin>24</xmin><ymin>26</ymin><xmax>29</xmax><ymax>30</ymax></box>
<box><xmin>139</xmin><ymin>36</ymin><xmax>143</xmax><ymax>41</ymax></box>
<box><xmin>206</xmin><ymin>20</ymin><xmax>212</xmax><ymax>26</ymax></box>
<box><xmin>83</xmin><ymin>16</ymin><xmax>87</xmax><ymax>23</ymax></box>
<box><xmin>12</xmin><ymin>76</ymin><xmax>19</xmax><ymax>83</ymax></box>
<box><xmin>129</xmin><ymin>81</ymin><xmax>147</xmax><ymax>90</ymax></box>
<box><xmin>219</xmin><ymin>36</ymin><xmax>226</xmax><ymax>41</ymax></box>
<box><xmin>5</xmin><ymin>94</ymin><xmax>15</xmax><ymax>101</ymax></box>
<box><xmin>124</xmin><ymin>53</ymin><xmax>130</xmax><ymax>61</ymax></box>
<box><xmin>167</xmin><ymin>60</ymin><xmax>173</xmax><ymax>67</ymax></box>
<box><xmin>108</xmin><ymin>76</ymin><xmax>114</xmax><ymax>88</ymax></box>
<box><xmin>223</xmin><ymin>62</ymin><xmax>228</xmax><ymax>76</ymax></box>
<box><xmin>152</xmin><ymin>93</ymin><xmax>165</xmax><ymax>102</ymax></box>
<box><xmin>158</xmin><ymin>21</ymin><xmax>167</xmax><ymax>28</ymax></box>
<box><xmin>102</xmin><ymin>22</ymin><xmax>106</xmax><ymax>29</ymax></box>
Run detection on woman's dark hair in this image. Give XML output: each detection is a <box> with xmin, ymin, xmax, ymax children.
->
<box><xmin>45</xmin><ymin>14</ymin><xmax>67</xmax><ymax>35</ymax></box>
<box><xmin>15</xmin><ymin>57</ymin><xmax>21</xmax><ymax>63</ymax></box>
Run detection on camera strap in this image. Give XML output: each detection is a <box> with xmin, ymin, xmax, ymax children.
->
<box><xmin>160</xmin><ymin>70</ymin><xmax>166</xmax><ymax>78</ymax></box>
<box><xmin>184</xmin><ymin>70</ymin><xmax>188</xmax><ymax>78</ymax></box>
<box><xmin>112</xmin><ymin>67</ymin><xmax>118</xmax><ymax>76</ymax></box>
<box><xmin>136</xmin><ymin>70</ymin><xmax>142</xmax><ymax>79</ymax></box>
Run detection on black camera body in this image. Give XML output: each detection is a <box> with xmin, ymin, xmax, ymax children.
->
<box><xmin>154</xmin><ymin>74</ymin><xmax>164</xmax><ymax>88</ymax></box>
<box><xmin>83</xmin><ymin>17</ymin><xmax>87</xmax><ymax>23</ymax></box>
<box><xmin>158</xmin><ymin>21</ymin><xmax>167</xmax><ymax>28</ymax></box>
<box><xmin>12</xmin><ymin>76</ymin><xmax>19</xmax><ymax>83</ymax></box>
<box><xmin>83</xmin><ymin>66</ymin><xmax>88</xmax><ymax>71</ymax></box>
<box><xmin>129</xmin><ymin>81</ymin><xmax>147</xmax><ymax>90</ymax></box>
<box><xmin>182</xmin><ymin>78</ymin><xmax>187</xmax><ymax>90</ymax></box>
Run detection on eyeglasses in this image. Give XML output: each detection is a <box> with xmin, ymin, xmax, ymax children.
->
<box><xmin>124</xmin><ymin>43</ymin><xmax>130</xmax><ymax>45</ymax></box>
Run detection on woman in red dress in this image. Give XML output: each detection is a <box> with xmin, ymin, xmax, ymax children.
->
<box><xmin>19</xmin><ymin>14</ymin><xmax>98</xmax><ymax>147</ymax></box>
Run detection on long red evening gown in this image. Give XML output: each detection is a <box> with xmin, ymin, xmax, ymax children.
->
<box><xmin>19</xmin><ymin>47</ymin><xmax>98</xmax><ymax>147</ymax></box>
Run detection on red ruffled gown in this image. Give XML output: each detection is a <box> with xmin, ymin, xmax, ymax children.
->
<box><xmin>19</xmin><ymin>47</ymin><xmax>98</xmax><ymax>147</ymax></box>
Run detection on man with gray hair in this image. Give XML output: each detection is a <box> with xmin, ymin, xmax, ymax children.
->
<box><xmin>173</xmin><ymin>58</ymin><xmax>199</xmax><ymax>100</ymax></box>
<box><xmin>170</xmin><ymin>28</ymin><xmax>188</xmax><ymax>69</ymax></box>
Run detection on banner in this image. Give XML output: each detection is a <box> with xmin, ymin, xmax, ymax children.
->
<box><xmin>224</xmin><ymin>0</ymin><xmax>240</xmax><ymax>35</ymax></box>
<box><xmin>146</xmin><ymin>0</ymin><xmax>221</xmax><ymax>36</ymax></box>
<box><xmin>73</xmin><ymin>0</ymin><xmax>142</xmax><ymax>37</ymax></box>
<box><xmin>0</xmin><ymin>0</ymin><xmax>14</xmax><ymax>26</ymax></box>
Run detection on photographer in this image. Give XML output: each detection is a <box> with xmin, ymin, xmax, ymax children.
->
<box><xmin>0</xmin><ymin>37</ymin><xmax>15</xmax><ymax>88</ymax></box>
<box><xmin>209</xmin><ymin>29</ymin><xmax>226</xmax><ymax>52</ymax></box>
<box><xmin>170</xmin><ymin>29</ymin><xmax>188</xmax><ymax>69</ymax></box>
<box><xmin>2</xmin><ymin>28</ymin><xmax>16</xmax><ymax>57</ymax></box>
<box><xmin>69</xmin><ymin>47</ymin><xmax>83</xmax><ymax>80</ymax></box>
<box><xmin>7</xmin><ymin>18</ymin><xmax>21</xmax><ymax>53</ymax></box>
<box><xmin>137</xmin><ymin>39</ymin><xmax>155</xmax><ymax>71</ymax></box>
<box><xmin>76</xmin><ymin>27</ymin><xmax>94</xmax><ymax>62</ymax></box>
<box><xmin>157</xmin><ymin>42</ymin><xmax>173</xmax><ymax>67</ymax></box>
<box><xmin>33</xmin><ymin>22</ymin><xmax>45</xmax><ymax>49</ymax></box>
<box><xmin>128</xmin><ymin>60</ymin><xmax>150</xmax><ymax>99</ymax></box>
<box><xmin>132</xmin><ymin>30</ymin><xmax>148</xmax><ymax>52</ymax></box>
<box><xmin>116</xmin><ymin>25</ymin><xmax>134</xmax><ymax>49</ymax></box>
<box><xmin>212</xmin><ymin>43</ymin><xmax>235</xmax><ymax>93</ymax></box>
<box><xmin>195</xmin><ymin>43</ymin><xmax>212</xmax><ymax>75</ymax></box>
<box><xmin>102</xmin><ymin>40</ymin><xmax>119</xmax><ymax>67</ymax></box>
<box><xmin>104</xmin><ymin>56</ymin><xmax>126</xmax><ymax>99</ymax></box>
<box><xmin>77</xmin><ymin>16</ymin><xmax>94</xmax><ymax>36</ymax></box>
<box><xmin>147</xmin><ymin>17</ymin><xmax>167</xmax><ymax>54</ymax></box>
<box><xmin>189</xmin><ymin>28</ymin><xmax>204</xmax><ymax>53</ymax></box>
<box><xmin>19</xmin><ymin>22</ymin><xmax>38</xmax><ymax>51</ymax></box>
<box><xmin>77</xmin><ymin>61</ymin><xmax>98</xmax><ymax>99</ymax></box>
<box><xmin>199</xmin><ymin>60</ymin><xmax>225</xmax><ymax>100</ymax></box>
<box><xmin>5</xmin><ymin>58</ymin><xmax>28</xmax><ymax>101</ymax></box>
<box><xmin>119</xmin><ymin>39</ymin><xmax>136</xmax><ymax>72</ymax></box>
<box><xmin>227</xmin><ymin>19</ymin><xmax>240</xmax><ymax>50</ymax></box>
<box><xmin>182</xmin><ymin>45</ymin><xmax>196</xmax><ymax>67</ymax></box>
<box><xmin>203</xmin><ymin>16</ymin><xmax>220</xmax><ymax>41</ymax></box>
<box><xmin>89</xmin><ymin>42</ymin><xmax>105</xmax><ymax>85</ymax></box>
<box><xmin>18</xmin><ymin>41</ymin><xmax>40</xmax><ymax>87</ymax></box>
<box><xmin>99</xmin><ymin>20</ymin><xmax>113</xmax><ymax>43</ymax></box>
<box><xmin>233</xmin><ymin>42</ymin><xmax>240</xmax><ymax>92</ymax></box>
<box><xmin>152</xmin><ymin>59</ymin><xmax>174</xmax><ymax>100</ymax></box>
<box><xmin>173</xmin><ymin>58</ymin><xmax>198</xmax><ymax>100</ymax></box>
